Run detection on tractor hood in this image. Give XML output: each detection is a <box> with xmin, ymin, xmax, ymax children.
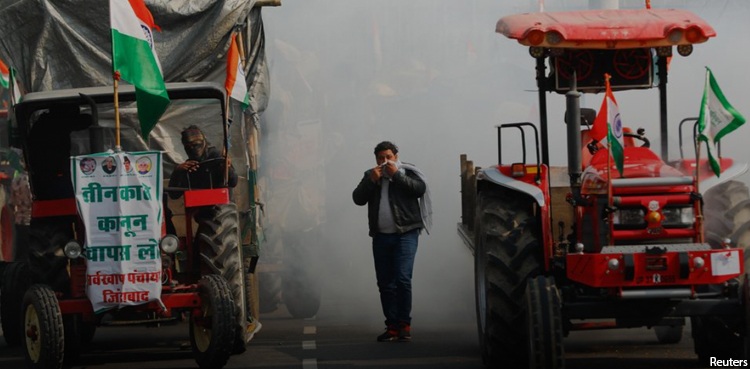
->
<box><xmin>581</xmin><ymin>147</ymin><xmax>686</xmax><ymax>195</ymax></box>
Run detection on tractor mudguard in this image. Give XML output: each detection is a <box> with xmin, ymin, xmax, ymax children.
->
<box><xmin>699</xmin><ymin>161</ymin><xmax>748</xmax><ymax>195</ymax></box>
<box><xmin>477</xmin><ymin>166</ymin><xmax>545</xmax><ymax>207</ymax></box>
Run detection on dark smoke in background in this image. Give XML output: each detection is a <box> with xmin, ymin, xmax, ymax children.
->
<box><xmin>260</xmin><ymin>0</ymin><xmax>750</xmax><ymax>328</ymax></box>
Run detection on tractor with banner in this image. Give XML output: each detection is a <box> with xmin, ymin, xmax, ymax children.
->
<box><xmin>1</xmin><ymin>82</ymin><xmax>249</xmax><ymax>369</ymax></box>
<box><xmin>0</xmin><ymin>1</ymin><xmax>275</xmax><ymax>368</ymax></box>
<box><xmin>458</xmin><ymin>6</ymin><xmax>750</xmax><ymax>368</ymax></box>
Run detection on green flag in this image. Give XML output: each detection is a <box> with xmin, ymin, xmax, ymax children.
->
<box><xmin>110</xmin><ymin>0</ymin><xmax>170</xmax><ymax>139</ymax></box>
<box><xmin>697</xmin><ymin>67</ymin><xmax>746</xmax><ymax>177</ymax></box>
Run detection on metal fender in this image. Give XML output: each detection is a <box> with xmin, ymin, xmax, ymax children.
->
<box><xmin>699</xmin><ymin>161</ymin><xmax>749</xmax><ymax>194</ymax></box>
<box><xmin>477</xmin><ymin>166</ymin><xmax>545</xmax><ymax>206</ymax></box>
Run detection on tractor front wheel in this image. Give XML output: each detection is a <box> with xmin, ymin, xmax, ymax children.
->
<box><xmin>22</xmin><ymin>284</ymin><xmax>64</xmax><ymax>369</ymax></box>
<box><xmin>190</xmin><ymin>275</ymin><xmax>236</xmax><ymax>369</ymax></box>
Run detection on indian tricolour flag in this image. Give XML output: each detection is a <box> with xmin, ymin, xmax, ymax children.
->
<box><xmin>698</xmin><ymin>67</ymin><xmax>746</xmax><ymax>177</ymax></box>
<box><xmin>225</xmin><ymin>33</ymin><xmax>249</xmax><ymax>110</ymax></box>
<box><xmin>591</xmin><ymin>74</ymin><xmax>625</xmax><ymax>176</ymax></box>
<box><xmin>0</xmin><ymin>59</ymin><xmax>22</xmax><ymax>106</ymax></box>
<box><xmin>110</xmin><ymin>0</ymin><xmax>170</xmax><ymax>139</ymax></box>
<box><xmin>0</xmin><ymin>59</ymin><xmax>8</xmax><ymax>89</ymax></box>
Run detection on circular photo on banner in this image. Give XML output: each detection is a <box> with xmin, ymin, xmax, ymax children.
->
<box><xmin>102</xmin><ymin>156</ymin><xmax>117</xmax><ymax>174</ymax></box>
<box><xmin>123</xmin><ymin>156</ymin><xmax>133</xmax><ymax>173</ymax></box>
<box><xmin>80</xmin><ymin>157</ymin><xmax>96</xmax><ymax>175</ymax></box>
<box><xmin>137</xmin><ymin>157</ymin><xmax>152</xmax><ymax>175</ymax></box>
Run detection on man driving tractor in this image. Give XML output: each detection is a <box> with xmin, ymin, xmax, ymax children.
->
<box><xmin>169</xmin><ymin>125</ymin><xmax>238</xmax><ymax>193</ymax></box>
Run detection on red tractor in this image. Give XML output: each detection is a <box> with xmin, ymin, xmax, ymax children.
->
<box><xmin>458</xmin><ymin>7</ymin><xmax>749</xmax><ymax>368</ymax></box>
<box><xmin>2</xmin><ymin>82</ymin><xmax>247</xmax><ymax>369</ymax></box>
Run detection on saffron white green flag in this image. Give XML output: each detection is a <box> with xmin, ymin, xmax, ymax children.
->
<box><xmin>698</xmin><ymin>67</ymin><xmax>746</xmax><ymax>177</ymax></box>
<box><xmin>110</xmin><ymin>0</ymin><xmax>170</xmax><ymax>139</ymax></box>
<box><xmin>592</xmin><ymin>74</ymin><xmax>625</xmax><ymax>176</ymax></box>
<box><xmin>8</xmin><ymin>67</ymin><xmax>22</xmax><ymax>106</ymax></box>
<box><xmin>225</xmin><ymin>33</ymin><xmax>249</xmax><ymax>110</ymax></box>
<box><xmin>0</xmin><ymin>58</ymin><xmax>8</xmax><ymax>89</ymax></box>
<box><xmin>0</xmin><ymin>59</ymin><xmax>23</xmax><ymax>106</ymax></box>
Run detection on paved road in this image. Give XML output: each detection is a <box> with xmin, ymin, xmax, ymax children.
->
<box><xmin>0</xmin><ymin>239</ymin><xmax>716</xmax><ymax>369</ymax></box>
<box><xmin>0</xmin><ymin>291</ymin><xmax>713</xmax><ymax>369</ymax></box>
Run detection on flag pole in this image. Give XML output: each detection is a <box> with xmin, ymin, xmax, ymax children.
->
<box><xmin>605</xmin><ymin>74</ymin><xmax>614</xmax><ymax>246</ymax></box>
<box><xmin>694</xmin><ymin>106</ymin><xmax>705</xmax><ymax>244</ymax></box>
<box><xmin>113</xmin><ymin>72</ymin><xmax>122</xmax><ymax>152</ymax></box>
<box><xmin>222</xmin><ymin>32</ymin><xmax>237</xmax><ymax>185</ymax></box>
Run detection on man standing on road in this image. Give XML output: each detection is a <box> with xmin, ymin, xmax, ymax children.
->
<box><xmin>352</xmin><ymin>141</ymin><xmax>431</xmax><ymax>342</ymax></box>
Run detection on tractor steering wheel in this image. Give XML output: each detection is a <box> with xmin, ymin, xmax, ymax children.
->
<box><xmin>624</xmin><ymin>129</ymin><xmax>650</xmax><ymax>148</ymax></box>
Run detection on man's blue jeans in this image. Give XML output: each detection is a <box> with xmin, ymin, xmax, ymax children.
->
<box><xmin>372</xmin><ymin>229</ymin><xmax>419</xmax><ymax>327</ymax></box>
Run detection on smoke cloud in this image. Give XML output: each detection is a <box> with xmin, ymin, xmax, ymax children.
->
<box><xmin>260</xmin><ymin>0</ymin><xmax>750</xmax><ymax>328</ymax></box>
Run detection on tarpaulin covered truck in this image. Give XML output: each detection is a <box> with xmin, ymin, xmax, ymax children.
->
<box><xmin>0</xmin><ymin>1</ymin><xmax>280</xmax><ymax>368</ymax></box>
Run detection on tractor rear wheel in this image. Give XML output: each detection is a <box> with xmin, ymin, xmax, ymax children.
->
<box><xmin>704</xmin><ymin>180</ymin><xmax>750</xmax><ymax>268</ymax></box>
<box><xmin>27</xmin><ymin>219</ymin><xmax>73</xmax><ymax>293</ymax></box>
<box><xmin>22</xmin><ymin>284</ymin><xmax>64</xmax><ymax>369</ymax></box>
<box><xmin>195</xmin><ymin>204</ymin><xmax>247</xmax><ymax>342</ymax></box>
<box><xmin>1</xmin><ymin>261</ymin><xmax>29</xmax><ymax>346</ymax></box>
<box><xmin>697</xmin><ymin>181</ymin><xmax>750</xmax><ymax>362</ymax></box>
<box><xmin>474</xmin><ymin>190</ymin><xmax>543</xmax><ymax>367</ymax></box>
<box><xmin>526</xmin><ymin>276</ymin><xmax>564</xmax><ymax>369</ymax></box>
<box><xmin>190</xmin><ymin>275</ymin><xmax>236</xmax><ymax>369</ymax></box>
<box><xmin>691</xmin><ymin>314</ymin><xmax>745</xmax><ymax>365</ymax></box>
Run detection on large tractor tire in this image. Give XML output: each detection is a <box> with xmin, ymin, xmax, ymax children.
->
<box><xmin>694</xmin><ymin>181</ymin><xmax>750</xmax><ymax>364</ymax></box>
<box><xmin>22</xmin><ymin>284</ymin><xmax>64</xmax><ymax>369</ymax></box>
<box><xmin>704</xmin><ymin>180</ymin><xmax>750</xmax><ymax>267</ymax></box>
<box><xmin>1</xmin><ymin>261</ymin><xmax>29</xmax><ymax>346</ymax></box>
<box><xmin>691</xmin><ymin>314</ymin><xmax>746</xmax><ymax>365</ymax></box>
<box><xmin>282</xmin><ymin>231</ymin><xmax>322</xmax><ymax>319</ymax></box>
<box><xmin>526</xmin><ymin>276</ymin><xmax>564</xmax><ymax>369</ymax></box>
<box><xmin>474</xmin><ymin>190</ymin><xmax>543</xmax><ymax>368</ymax></box>
<box><xmin>194</xmin><ymin>204</ymin><xmax>247</xmax><ymax>341</ymax></box>
<box><xmin>190</xmin><ymin>275</ymin><xmax>236</xmax><ymax>369</ymax></box>
<box><xmin>27</xmin><ymin>219</ymin><xmax>73</xmax><ymax>293</ymax></box>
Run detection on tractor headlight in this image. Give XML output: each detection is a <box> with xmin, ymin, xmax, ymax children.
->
<box><xmin>64</xmin><ymin>240</ymin><xmax>83</xmax><ymax>259</ymax></box>
<box><xmin>613</xmin><ymin>208</ymin><xmax>645</xmax><ymax>228</ymax></box>
<box><xmin>160</xmin><ymin>235</ymin><xmax>180</xmax><ymax>254</ymax></box>
<box><xmin>662</xmin><ymin>206</ymin><xmax>694</xmax><ymax>227</ymax></box>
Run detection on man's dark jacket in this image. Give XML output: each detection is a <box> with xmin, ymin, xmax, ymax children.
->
<box><xmin>168</xmin><ymin>146</ymin><xmax>238</xmax><ymax>193</ymax></box>
<box><xmin>352</xmin><ymin>167</ymin><xmax>426</xmax><ymax>237</ymax></box>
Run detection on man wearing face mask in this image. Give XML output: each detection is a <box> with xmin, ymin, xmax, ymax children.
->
<box><xmin>168</xmin><ymin>125</ymin><xmax>238</xmax><ymax>197</ymax></box>
<box><xmin>352</xmin><ymin>140</ymin><xmax>432</xmax><ymax>343</ymax></box>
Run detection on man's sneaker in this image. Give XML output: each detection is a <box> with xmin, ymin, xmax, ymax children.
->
<box><xmin>377</xmin><ymin>325</ymin><xmax>399</xmax><ymax>342</ymax></box>
<box><xmin>398</xmin><ymin>322</ymin><xmax>411</xmax><ymax>342</ymax></box>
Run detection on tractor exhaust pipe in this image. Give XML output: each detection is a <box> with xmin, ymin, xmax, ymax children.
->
<box><xmin>566</xmin><ymin>73</ymin><xmax>582</xmax><ymax>188</ymax></box>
